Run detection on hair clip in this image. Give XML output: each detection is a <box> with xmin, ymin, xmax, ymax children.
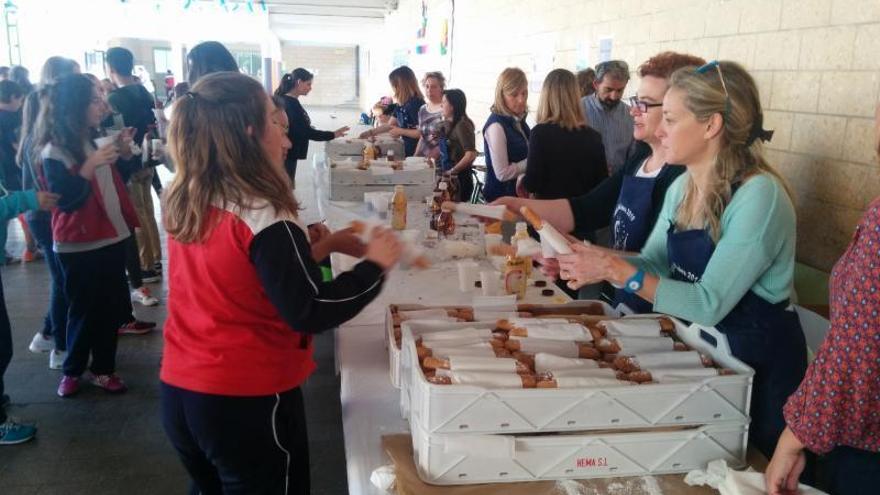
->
<box><xmin>695</xmin><ymin>61</ymin><xmax>719</xmax><ymax>74</ymax></box>
<box><xmin>186</xmin><ymin>91</ymin><xmax>197</xmax><ymax>99</ymax></box>
<box><xmin>746</xmin><ymin>113</ymin><xmax>774</xmax><ymax>145</ymax></box>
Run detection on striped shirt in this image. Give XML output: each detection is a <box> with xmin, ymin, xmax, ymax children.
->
<box><xmin>581</xmin><ymin>94</ymin><xmax>634</xmax><ymax>174</ymax></box>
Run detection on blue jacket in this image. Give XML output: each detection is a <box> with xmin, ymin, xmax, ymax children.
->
<box><xmin>482</xmin><ymin>113</ymin><xmax>530</xmax><ymax>202</ymax></box>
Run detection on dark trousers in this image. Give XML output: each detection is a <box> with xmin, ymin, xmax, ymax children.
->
<box><xmin>27</xmin><ymin>215</ymin><xmax>68</xmax><ymax>351</ymax></box>
<box><xmin>0</xmin><ymin>271</ymin><xmax>10</xmax><ymax>423</ymax></box>
<box><xmin>125</xmin><ymin>233</ymin><xmax>143</xmax><ymax>290</ymax></box>
<box><xmin>161</xmin><ymin>382</ymin><xmax>310</xmax><ymax>495</ymax></box>
<box><xmin>58</xmin><ymin>241</ymin><xmax>131</xmax><ymax>377</ymax></box>
<box><xmin>820</xmin><ymin>446</ymin><xmax>880</xmax><ymax>495</ymax></box>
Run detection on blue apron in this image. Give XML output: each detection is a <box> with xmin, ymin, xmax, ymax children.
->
<box><xmin>665</xmin><ymin>221</ymin><xmax>807</xmax><ymax>458</ymax></box>
<box><xmin>482</xmin><ymin>113</ymin><xmax>530</xmax><ymax>202</ymax></box>
<box><xmin>610</xmin><ymin>174</ymin><xmax>658</xmax><ymax>314</ymax></box>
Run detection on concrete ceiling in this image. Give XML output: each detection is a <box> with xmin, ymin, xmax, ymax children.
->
<box><xmin>264</xmin><ymin>0</ymin><xmax>393</xmax><ymax>44</ymax></box>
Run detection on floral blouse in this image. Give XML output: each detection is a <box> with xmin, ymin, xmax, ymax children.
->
<box><xmin>415</xmin><ymin>105</ymin><xmax>445</xmax><ymax>160</ymax></box>
<box><xmin>783</xmin><ymin>198</ymin><xmax>880</xmax><ymax>454</ymax></box>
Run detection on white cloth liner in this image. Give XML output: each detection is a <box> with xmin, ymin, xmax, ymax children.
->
<box><xmin>534</xmin><ymin>353</ymin><xmax>600</xmax><ymax>373</ymax></box>
<box><xmin>685</xmin><ymin>459</ymin><xmax>828</xmax><ymax>495</ymax></box>
<box><xmin>633</xmin><ymin>351</ymin><xmax>704</xmax><ymax>369</ymax></box>
<box><xmin>601</xmin><ymin>319</ymin><xmax>663</xmax><ymax>337</ymax></box>
<box><xmin>429</xmin><ymin>346</ymin><xmax>497</xmax><ymax>359</ymax></box>
<box><xmin>447</xmin><ymin>356</ymin><xmax>518</xmax><ymax>372</ymax></box>
<box><xmin>611</xmin><ymin>336</ymin><xmax>677</xmax><ymax>354</ymax></box>
<box><xmin>398</xmin><ymin>309</ymin><xmax>453</xmax><ymax>321</ymax></box>
<box><xmin>450</xmin><ymin>371</ymin><xmax>524</xmax><ymax>388</ymax></box>
<box><xmin>516</xmin><ymin>339</ymin><xmax>580</xmax><ymax>357</ymax></box>
<box><xmin>508</xmin><ymin>317</ymin><xmax>572</xmax><ymax>328</ymax></box>
<box><xmin>509</xmin><ymin>323</ymin><xmax>589</xmax><ymax>341</ymax></box>
<box><xmin>420</xmin><ymin>337</ymin><xmax>491</xmax><ymax>348</ymax></box>
<box><xmin>550</xmin><ymin>368</ymin><xmax>618</xmax><ymax>379</ymax></box>
<box><xmin>554</xmin><ymin>375</ymin><xmax>630</xmax><ymax>388</ymax></box>
<box><xmin>420</xmin><ymin>328</ymin><xmax>494</xmax><ymax>342</ymax></box>
<box><xmin>515</xmin><ymin>237</ymin><xmax>542</xmax><ymax>257</ymax></box>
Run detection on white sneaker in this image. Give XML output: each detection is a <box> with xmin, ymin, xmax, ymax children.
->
<box><xmin>49</xmin><ymin>350</ymin><xmax>66</xmax><ymax>370</ymax></box>
<box><xmin>28</xmin><ymin>332</ymin><xmax>54</xmax><ymax>353</ymax></box>
<box><xmin>131</xmin><ymin>287</ymin><xmax>159</xmax><ymax>307</ymax></box>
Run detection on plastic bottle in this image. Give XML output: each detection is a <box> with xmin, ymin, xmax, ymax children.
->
<box><xmin>511</xmin><ymin>222</ymin><xmax>533</xmax><ymax>277</ymax></box>
<box><xmin>391</xmin><ymin>185</ymin><xmax>407</xmax><ymax>230</ymax></box>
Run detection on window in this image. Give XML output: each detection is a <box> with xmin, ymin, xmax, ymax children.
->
<box><xmin>232</xmin><ymin>50</ymin><xmax>262</xmax><ymax>78</ymax></box>
<box><xmin>154</xmin><ymin>47</ymin><xmax>172</xmax><ymax>74</ymax></box>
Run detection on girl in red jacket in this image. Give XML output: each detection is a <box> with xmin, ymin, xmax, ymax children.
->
<box><xmin>160</xmin><ymin>71</ymin><xmax>401</xmax><ymax>494</ymax></box>
<box><xmin>37</xmin><ymin>74</ymin><xmax>141</xmax><ymax>397</ymax></box>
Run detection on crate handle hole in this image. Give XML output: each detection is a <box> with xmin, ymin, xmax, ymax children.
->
<box><xmin>674</xmin><ymin>415</ymin><xmax>684</xmax><ymax>420</ymax></box>
<box><xmin>609</xmin><ymin>467</ymin><xmax>618</xmax><ymax>472</ymax></box>
<box><xmin>458</xmin><ymin>473</ymin><xmax>468</xmax><ymax>478</ymax></box>
<box><xmin>500</xmin><ymin>423</ymin><xmax>510</xmax><ymax>428</ymax></box>
<box><xmin>499</xmin><ymin>472</ymin><xmax>508</xmax><ymax>477</ymax></box>
<box><xmin>610</xmin><ymin>418</ymin><xmax>620</xmax><ymax>424</ymax></box>
<box><xmin>672</xmin><ymin>463</ymin><xmax>682</xmax><ymax>468</ymax></box>
<box><xmin>565</xmin><ymin>469</ymin><xmax>574</xmax><ymax>474</ymax></box>
<box><xmin>713</xmin><ymin>413</ymin><xmax>722</xmax><ymax>419</ymax></box>
<box><xmin>458</xmin><ymin>424</ymin><xmax>469</xmax><ymax>430</ymax></box>
<box><xmin>567</xmin><ymin>420</ymin><xmax>576</xmax><ymax>425</ymax></box>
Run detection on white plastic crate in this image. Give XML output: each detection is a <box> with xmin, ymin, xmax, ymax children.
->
<box><xmin>386</xmin><ymin>301</ymin><xmax>617</xmax><ymax>389</ymax></box>
<box><xmin>326</xmin><ymin>136</ymin><xmax>405</xmax><ymax>161</ymax></box>
<box><xmin>401</xmin><ymin>315</ymin><xmax>755</xmax><ymax>435</ymax></box>
<box><xmin>411</xmin><ymin>419</ymin><xmax>748</xmax><ymax>485</ymax></box>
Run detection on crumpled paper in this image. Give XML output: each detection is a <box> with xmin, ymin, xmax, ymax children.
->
<box><xmin>370</xmin><ymin>464</ymin><xmax>396</xmax><ymax>493</ymax></box>
<box><xmin>685</xmin><ymin>459</ymin><xmax>828</xmax><ymax>495</ymax></box>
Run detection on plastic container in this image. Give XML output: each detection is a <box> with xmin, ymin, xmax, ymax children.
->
<box><xmin>401</xmin><ymin>314</ymin><xmax>754</xmax><ymax>434</ymax></box>
<box><xmin>410</xmin><ymin>418</ymin><xmax>748</xmax><ymax>485</ymax></box>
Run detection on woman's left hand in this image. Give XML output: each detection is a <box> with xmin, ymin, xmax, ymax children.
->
<box><xmin>388</xmin><ymin>126</ymin><xmax>404</xmax><ymax>138</ymax></box>
<box><xmin>557</xmin><ymin>242</ymin><xmax>633</xmax><ymax>290</ymax></box>
<box><xmin>308</xmin><ymin>223</ymin><xmax>332</xmax><ymax>244</ymax></box>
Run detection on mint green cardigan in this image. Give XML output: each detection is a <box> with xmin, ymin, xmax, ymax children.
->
<box><xmin>629</xmin><ymin>173</ymin><xmax>797</xmax><ymax>326</ymax></box>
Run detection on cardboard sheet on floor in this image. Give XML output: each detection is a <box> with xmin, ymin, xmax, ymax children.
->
<box><xmin>380</xmin><ymin>434</ymin><xmax>718</xmax><ymax>495</ymax></box>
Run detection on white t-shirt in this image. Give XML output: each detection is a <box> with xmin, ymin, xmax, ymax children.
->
<box><xmin>635</xmin><ymin>158</ymin><xmax>663</xmax><ymax>178</ymax></box>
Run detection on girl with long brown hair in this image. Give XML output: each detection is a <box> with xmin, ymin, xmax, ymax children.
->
<box><xmin>160</xmin><ymin>71</ymin><xmax>401</xmax><ymax>494</ymax></box>
<box><xmin>556</xmin><ymin>60</ymin><xmax>806</xmax><ymax>460</ymax></box>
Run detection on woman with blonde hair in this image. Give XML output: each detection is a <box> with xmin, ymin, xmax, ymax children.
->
<box><xmin>414</xmin><ymin>71</ymin><xmax>446</xmax><ymax>160</ymax></box>
<box><xmin>360</xmin><ymin>66</ymin><xmax>424</xmax><ymax>156</ymax></box>
<box><xmin>521</xmin><ymin>68</ymin><xmax>607</xmax><ymax>203</ymax></box>
<box><xmin>556</xmin><ymin>61</ymin><xmax>807</xmax><ymax>459</ymax></box>
<box><xmin>482</xmin><ymin>67</ymin><xmax>530</xmax><ymax>201</ymax></box>
<box><xmin>160</xmin><ymin>71</ymin><xmax>401</xmax><ymax>494</ymax></box>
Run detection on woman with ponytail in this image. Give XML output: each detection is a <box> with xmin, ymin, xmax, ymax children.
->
<box><xmin>275</xmin><ymin>68</ymin><xmax>348</xmax><ymax>184</ymax></box>
<box><xmin>556</xmin><ymin>61</ymin><xmax>806</xmax><ymax>460</ymax></box>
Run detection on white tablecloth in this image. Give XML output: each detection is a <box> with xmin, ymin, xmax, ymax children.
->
<box><xmin>325</xmin><ymin>200</ymin><xmax>571</xmax><ymax>494</ymax></box>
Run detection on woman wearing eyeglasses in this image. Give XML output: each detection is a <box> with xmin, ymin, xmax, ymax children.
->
<box><xmin>491</xmin><ymin>52</ymin><xmax>703</xmax><ymax>310</ymax></box>
<box><xmin>555</xmin><ymin>60</ymin><xmax>807</xmax><ymax>460</ymax></box>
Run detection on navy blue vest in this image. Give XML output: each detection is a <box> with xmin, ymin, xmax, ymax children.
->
<box><xmin>482</xmin><ymin>113</ymin><xmax>530</xmax><ymax>201</ymax></box>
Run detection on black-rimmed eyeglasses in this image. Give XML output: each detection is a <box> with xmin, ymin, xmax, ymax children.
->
<box><xmin>628</xmin><ymin>96</ymin><xmax>662</xmax><ymax>113</ymax></box>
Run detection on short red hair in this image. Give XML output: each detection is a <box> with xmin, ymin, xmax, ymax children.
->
<box><xmin>638</xmin><ymin>52</ymin><xmax>706</xmax><ymax>80</ymax></box>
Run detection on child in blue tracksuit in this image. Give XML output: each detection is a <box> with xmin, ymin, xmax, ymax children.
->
<box><xmin>0</xmin><ymin>188</ymin><xmax>57</xmax><ymax>445</ymax></box>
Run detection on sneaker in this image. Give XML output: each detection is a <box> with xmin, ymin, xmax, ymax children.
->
<box><xmin>1</xmin><ymin>394</ymin><xmax>9</xmax><ymax>408</ymax></box>
<box><xmin>89</xmin><ymin>374</ymin><xmax>127</xmax><ymax>394</ymax></box>
<box><xmin>57</xmin><ymin>375</ymin><xmax>80</xmax><ymax>397</ymax></box>
<box><xmin>0</xmin><ymin>420</ymin><xmax>37</xmax><ymax>445</ymax></box>
<box><xmin>4</xmin><ymin>251</ymin><xmax>19</xmax><ymax>265</ymax></box>
<box><xmin>49</xmin><ymin>350</ymin><xmax>66</xmax><ymax>370</ymax></box>
<box><xmin>153</xmin><ymin>261</ymin><xmax>163</xmax><ymax>273</ymax></box>
<box><xmin>118</xmin><ymin>320</ymin><xmax>155</xmax><ymax>336</ymax></box>
<box><xmin>131</xmin><ymin>287</ymin><xmax>159</xmax><ymax>306</ymax></box>
<box><xmin>28</xmin><ymin>332</ymin><xmax>54</xmax><ymax>353</ymax></box>
<box><xmin>141</xmin><ymin>268</ymin><xmax>161</xmax><ymax>284</ymax></box>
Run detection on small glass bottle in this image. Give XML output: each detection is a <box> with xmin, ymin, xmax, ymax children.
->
<box><xmin>436</xmin><ymin>207</ymin><xmax>455</xmax><ymax>237</ymax></box>
<box><xmin>391</xmin><ymin>185</ymin><xmax>407</xmax><ymax>230</ymax></box>
<box><xmin>511</xmin><ymin>222</ymin><xmax>532</xmax><ymax>278</ymax></box>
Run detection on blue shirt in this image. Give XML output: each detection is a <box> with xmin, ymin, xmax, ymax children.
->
<box><xmin>394</xmin><ymin>96</ymin><xmax>425</xmax><ymax>157</ymax></box>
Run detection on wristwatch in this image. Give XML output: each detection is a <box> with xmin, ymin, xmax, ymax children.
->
<box><xmin>624</xmin><ymin>269</ymin><xmax>645</xmax><ymax>294</ymax></box>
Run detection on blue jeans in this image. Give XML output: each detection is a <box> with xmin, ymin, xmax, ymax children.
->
<box><xmin>27</xmin><ymin>215</ymin><xmax>68</xmax><ymax>351</ymax></box>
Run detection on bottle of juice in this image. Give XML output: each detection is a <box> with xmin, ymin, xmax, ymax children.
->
<box><xmin>391</xmin><ymin>185</ymin><xmax>407</xmax><ymax>230</ymax></box>
<box><xmin>436</xmin><ymin>207</ymin><xmax>455</xmax><ymax>238</ymax></box>
<box><xmin>511</xmin><ymin>222</ymin><xmax>532</xmax><ymax>278</ymax></box>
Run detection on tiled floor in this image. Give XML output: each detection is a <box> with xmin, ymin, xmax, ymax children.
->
<box><xmin>0</xmin><ymin>106</ymin><xmax>359</xmax><ymax>494</ymax></box>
